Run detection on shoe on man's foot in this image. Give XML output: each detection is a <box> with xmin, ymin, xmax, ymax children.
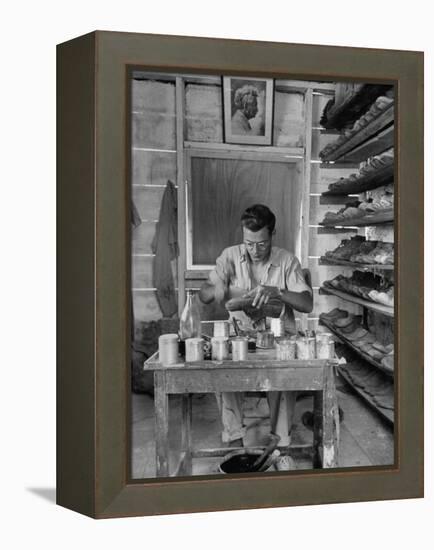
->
<box><xmin>228</xmin><ymin>438</ymin><xmax>244</xmax><ymax>448</ymax></box>
<box><xmin>275</xmin><ymin>455</ymin><xmax>296</xmax><ymax>471</ymax></box>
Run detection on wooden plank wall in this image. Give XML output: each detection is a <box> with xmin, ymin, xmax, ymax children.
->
<box><xmin>131</xmin><ymin>76</ymin><xmax>307</xmax><ymax>326</ymax></box>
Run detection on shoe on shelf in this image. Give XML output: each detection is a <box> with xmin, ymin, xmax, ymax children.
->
<box><xmin>275</xmin><ymin>455</ymin><xmax>297</xmax><ymax>471</ymax></box>
<box><xmin>319</xmin><ymin>308</ymin><xmax>348</xmax><ymax>322</ymax></box>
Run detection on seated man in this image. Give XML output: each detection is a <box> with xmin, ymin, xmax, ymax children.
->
<box><xmin>199</xmin><ymin>204</ymin><xmax>313</xmax><ymax>469</ymax></box>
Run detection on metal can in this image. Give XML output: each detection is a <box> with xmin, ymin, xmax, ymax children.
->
<box><xmin>213</xmin><ymin>320</ymin><xmax>230</xmax><ymax>338</ymax></box>
<box><xmin>296</xmin><ymin>336</ymin><xmax>316</xmax><ymax>359</ymax></box>
<box><xmin>185</xmin><ymin>337</ymin><xmax>204</xmax><ymax>362</ymax></box>
<box><xmin>231</xmin><ymin>337</ymin><xmax>248</xmax><ymax>361</ymax></box>
<box><xmin>316</xmin><ymin>332</ymin><xmax>335</xmax><ymax>359</ymax></box>
<box><xmin>211</xmin><ymin>337</ymin><xmax>229</xmax><ymax>361</ymax></box>
<box><xmin>158</xmin><ymin>334</ymin><xmax>179</xmax><ymax>364</ymax></box>
<box><xmin>275</xmin><ymin>337</ymin><xmax>296</xmax><ymax>360</ymax></box>
<box><xmin>256</xmin><ymin>330</ymin><xmax>275</xmax><ymax>349</ymax></box>
<box><xmin>270</xmin><ymin>317</ymin><xmax>285</xmax><ymax>337</ymax></box>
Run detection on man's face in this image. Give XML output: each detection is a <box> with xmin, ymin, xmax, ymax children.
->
<box><xmin>243</xmin><ymin>226</ymin><xmax>272</xmax><ymax>264</ymax></box>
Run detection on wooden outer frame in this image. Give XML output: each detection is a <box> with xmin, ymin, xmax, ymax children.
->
<box><xmin>57</xmin><ymin>31</ymin><xmax>424</xmax><ymax>519</ymax></box>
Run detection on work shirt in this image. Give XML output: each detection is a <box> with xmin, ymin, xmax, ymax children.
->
<box><xmin>209</xmin><ymin>244</ymin><xmax>312</xmax><ymax>332</ymax></box>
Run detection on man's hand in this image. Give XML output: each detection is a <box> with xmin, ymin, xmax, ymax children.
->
<box><xmin>243</xmin><ymin>285</ymin><xmax>281</xmax><ymax>308</ymax></box>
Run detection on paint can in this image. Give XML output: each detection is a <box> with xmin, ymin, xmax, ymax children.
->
<box><xmin>158</xmin><ymin>333</ymin><xmax>179</xmax><ymax>364</ymax></box>
<box><xmin>231</xmin><ymin>337</ymin><xmax>248</xmax><ymax>361</ymax></box>
<box><xmin>316</xmin><ymin>332</ymin><xmax>335</xmax><ymax>359</ymax></box>
<box><xmin>211</xmin><ymin>337</ymin><xmax>229</xmax><ymax>361</ymax></box>
<box><xmin>275</xmin><ymin>337</ymin><xmax>296</xmax><ymax>360</ymax></box>
<box><xmin>185</xmin><ymin>337</ymin><xmax>204</xmax><ymax>362</ymax></box>
<box><xmin>296</xmin><ymin>336</ymin><xmax>316</xmax><ymax>359</ymax></box>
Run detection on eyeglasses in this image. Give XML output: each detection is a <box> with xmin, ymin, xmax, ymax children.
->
<box><xmin>244</xmin><ymin>240</ymin><xmax>270</xmax><ymax>251</ymax></box>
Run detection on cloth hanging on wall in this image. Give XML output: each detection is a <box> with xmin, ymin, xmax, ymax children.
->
<box><xmin>151</xmin><ymin>180</ymin><xmax>178</xmax><ymax>317</ymax></box>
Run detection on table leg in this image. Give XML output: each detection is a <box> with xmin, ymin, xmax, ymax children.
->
<box><xmin>313</xmin><ymin>391</ymin><xmax>323</xmax><ymax>468</ymax></box>
<box><xmin>322</xmin><ymin>364</ymin><xmax>339</xmax><ymax>468</ymax></box>
<box><xmin>180</xmin><ymin>394</ymin><xmax>193</xmax><ymax>475</ymax></box>
<box><xmin>154</xmin><ymin>371</ymin><xmax>169</xmax><ymax>477</ymax></box>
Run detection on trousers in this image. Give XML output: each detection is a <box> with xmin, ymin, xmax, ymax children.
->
<box><xmin>215</xmin><ymin>391</ymin><xmax>297</xmax><ymax>447</ymax></box>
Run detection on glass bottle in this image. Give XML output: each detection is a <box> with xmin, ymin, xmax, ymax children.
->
<box><xmin>179</xmin><ymin>290</ymin><xmax>201</xmax><ymax>340</ymax></box>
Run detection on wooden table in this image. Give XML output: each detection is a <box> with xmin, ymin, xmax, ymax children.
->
<box><xmin>145</xmin><ymin>349</ymin><xmax>340</xmax><ymax>477</ymax></box>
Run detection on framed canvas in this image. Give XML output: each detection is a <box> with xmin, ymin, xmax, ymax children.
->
<box><xmin>222</xmin><ymin>76</ymin><xmax>274</xmax><ymax>144</ymax></box>
<box><xmin>57</xmin><ymin>31</ymin><xmax>424</xmax><ymax>519</ymax></box>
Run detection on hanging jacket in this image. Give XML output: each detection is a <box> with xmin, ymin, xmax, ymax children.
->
<box><xmin>151</xmin><ymin>180</ymin><xmax>178</xmax><ymax>317</ymax></box>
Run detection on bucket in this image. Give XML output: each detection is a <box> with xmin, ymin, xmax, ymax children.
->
<box><xmin>219</xmin><ymin>449</ymin><xmax>273</xmax><ymax>474</ymax></box>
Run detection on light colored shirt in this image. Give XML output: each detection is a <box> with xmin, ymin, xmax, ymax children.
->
<box><xmin>209</xmin><ymin>244</ymin><xmax>312</xmax><ymax>332</ymax></box>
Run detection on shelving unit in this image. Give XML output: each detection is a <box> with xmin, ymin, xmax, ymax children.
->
<box><xmin>318</xmin><ymin>85</ymin><xmax>395</xmax><ymax>424</ymax></box>
<box><xmin>320</xmin><ymin>286</ymin><xmax>394</xmax><ymax>317</ymax></box>
<box><xmin>320</xmin><ymin>208</ymin><xmax>393</xmax><ymax>227</ymax></box>
<box><xmin>338</xmin><ymin>366</ymin><xmax>394</xmax><ymax>425</ymax></box>
<box><xmin>320</xmin><ymin>84</ymin><xmax>393</xmax><ymax>130</ymax></box>
<box><xmin>322</xmin><ymin>162</ymin><xmax>393</xmax><ymax>196</ymax></box>
<box><xmin>319</xmin><ymin>256</ymin><xmax>394</xmax><ymax>271</ymax></box>
<box><xmin>320</xmin><ymin>102</ymin><xmax>394</xmax><ymax>163</ymax></box>
<box><xmin>319</xmin><ymin>317</ymin><xmax>393</xmax><ymax>376</ymax></box>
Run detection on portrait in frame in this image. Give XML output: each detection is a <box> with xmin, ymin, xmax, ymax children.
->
<box><xmin>222</xmin><ymin>75</ymin><xmax>274</xmax><ymax>145</ymax></box>
<box><xmin>57</xmin><ymin>31</ymin><xmax>424</xmax><ymax>519</ymax></box>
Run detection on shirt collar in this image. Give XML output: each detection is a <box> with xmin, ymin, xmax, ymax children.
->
<box><xmin>240</xmin><ymin>244</ymin><xmax>280</xmax><ymax>267</ymax></box>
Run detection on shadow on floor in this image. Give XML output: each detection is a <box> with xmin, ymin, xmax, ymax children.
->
<box><xmin>26</xmin><ymin>488</ymin><xmax>56</xmax><ymax>504</ymax></box>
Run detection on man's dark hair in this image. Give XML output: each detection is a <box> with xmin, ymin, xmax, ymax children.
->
<box><xmin>241</xmin><ymin>204</ymin><xmax>276</xmax><ymax>235</ymax></box>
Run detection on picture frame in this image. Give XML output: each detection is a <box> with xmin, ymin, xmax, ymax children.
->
<box><xmin>57</xmin><ymin>31</ymin><xmax>424</xmax><ymax>518</ymax></box>
<box><xmin>222</xmin><ymin>75</ymin><xmax>274</xmax><ymax>145</ymax></box>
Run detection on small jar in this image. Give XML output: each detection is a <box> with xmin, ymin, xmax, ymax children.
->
<box><xmin>158</xmin><ymin>334</ymin><xmax>179</xmax><ymax>364</ymax></box>
<box><xmin>296</xmin><ymin>336</ymin><xmax>316</xmax><ymax>359</ymax></box>
<box><xmin>316</xmin><ymin>332</ymin><xmax>335</xmax><ymax>359</ymax></box>
<box><xmin>211</xmin><ymin>337</ymin><xmax>229</xmax><ymax>361</ymax></box>
<box><xmin>276</xmin><ymin>337</ymin><xmax>296</xmax><ymax>360</ymax></box>
<box><xmin>185</xmin><ymin>337</ymin><xmax>204</xmax><ymax>362</ymax></box>
<box><xmin>256</xmin><ymin>330</ymin><xmax>275</xmax><ymax>349</ymax></box>
<box><xmin>231</xmin><ymin>337</ymin><xmax>248</xmax><ymax>361</ymax></box>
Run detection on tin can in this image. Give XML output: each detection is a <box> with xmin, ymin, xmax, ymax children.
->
<box><xmin>270</xmin><ymin>317</ymin><xmax>285</xmax><ymax>337</ymax></box>
<box><xmin>185</xmin><ymin>337</ymin><xmax>204</xmax><ymax>362</ymax></box>
<box><xmin>276</xmin><ymin>337</ymin><xmax>296</xmax><ymax>360</ymax></box>
<box><xmin>211</xmin><ymin>337</ymin><xmax>229</xmax><ymax>361</ymax></box>
<box><xmin>158</xmin><ymin>334</ymin><xmax>179</xmax><ymax>364</ymax></box>
<box><xmin>316</xmin><ymin>332</ymin><xmax>335</xmax><ymax>359</ymax></box>
<box><xmin>256</xmin><ymin>330</ymin><xmax>275</xmax><ymax>349</ymax></box>
<box><xmin>213</xmin><ymin>321</ymin><xmax>230</xmax><ymax>338</ymax></box>
<box><xmin>296</xmin><ymin>336</ymin><xmax>316</xmax><ymax>359</ymax></box>
<box><xmin>231</xmin><ymin>337</ymin><xmax>248</xmax><ymax>361</ymax></box>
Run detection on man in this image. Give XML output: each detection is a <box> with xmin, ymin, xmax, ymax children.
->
<box><xmin>199</xmin><ymin>204</ymin><xmax>313</xmax><ymax>470</ymax></box>
<box><xmin>231</xmin><ymin>85</ymin><xmax>264</xmax><ymax>136</ymax></box>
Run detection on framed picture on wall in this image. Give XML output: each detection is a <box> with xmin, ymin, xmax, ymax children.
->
<box><xmin>57</xmin><ymin>31</ymin><xmax>423</xmax><ymax>519</ymax></box>
<box><xmin>223</xmin><ymin>76</ymin><xmax>274</xmax><ymax>145</ymax></box>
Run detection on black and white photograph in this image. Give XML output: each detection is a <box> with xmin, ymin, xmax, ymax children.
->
<box><xmin>223</xmin><ymin>76</ymin><xmax>274</xmax><ymax>144</ymax></box>
<box><xmin>130</xmin><ymin>71</ymin><xmax>395</xmax><ymax>479</ymax></box>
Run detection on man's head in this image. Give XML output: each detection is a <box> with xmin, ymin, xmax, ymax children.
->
<box><xmin>241</xmin><ymin>204</ymin><xmax>275</xmax><ymax>263</ymax></box>
<box><xmin>233</xmin><ymin>85</ymin><xmax>259</xmax><ymax>120</ymax></box>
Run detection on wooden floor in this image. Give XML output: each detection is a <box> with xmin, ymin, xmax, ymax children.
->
<box><xmin>131</xmin><ymin>374</ymin><xmax>394</xmax><ymax>479</ymax></box>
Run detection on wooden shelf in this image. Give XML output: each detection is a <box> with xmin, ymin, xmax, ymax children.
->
<box><xmin>338</xmin><ymin>366</ymin><xmax>394</xmax><ymax>425</ymax></box>
<box><xmin>319</xmin><ymin>256</ymin><xmax>394</xmax><ymax>271</ymax></box>
<box><xmin>320</xmin><ymin>103</ymin><xmax>394</xmax><ymax>162</ymax></box>
<box><xmin>319</xmin><ymin>317</ymin><xmax>393</xmax><ymax>377</ymax></box>
<box><xmin>319</xmin><ymin>286</ymin><xmax>394</xmax><ymax>317</ymax></box>
<box><xmin>320</xmin><ymin>208</ymin><xmax>394</xmax><ymax>227</ymax></box>
<box><xmin>321</xmin><ymin>84</ymin><xmax>393</xmax><ymax>130</ymax></box>
<box><xmin>322</xmin><ymin>163</ymin><xmax>394</xmax><ymax>196</ymax></box>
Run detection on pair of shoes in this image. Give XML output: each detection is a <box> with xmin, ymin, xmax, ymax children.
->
<box><xmin>228</xmin><ymin>438</ymin><xmax>244</xmax><ymax>448</ymax></box>
<box><xmin>275</xmin><ymin>455</ymin><xmax>297</xmax><ymax>471</ymax></box>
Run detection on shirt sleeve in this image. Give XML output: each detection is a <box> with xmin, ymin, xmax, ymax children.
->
<box><xmin>208</xmin><ymin>248</ymin><xmax>233</xmax><ymax>288</ymax></box>
<box><xmin>285</xmin><ymin>256</ymin><xmax>313</xmax><ymax>295</ymax></box>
